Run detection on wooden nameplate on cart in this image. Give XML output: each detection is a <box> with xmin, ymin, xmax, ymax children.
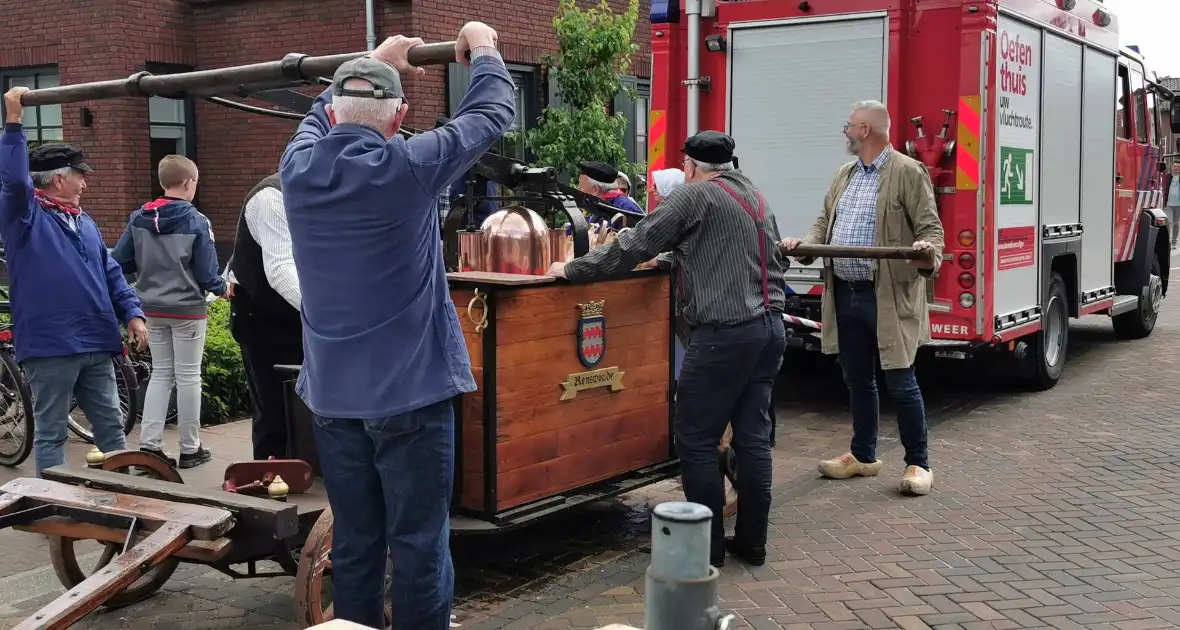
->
<box><xmin>446</xmin><ymin>271</ymin><xmax>555</xmax><ymax>286</ymax></box>
<box><xmin>41</xmin><ymin>465</ymin><xmax>299</xmax><ymax>540</ymax></box>
<box><xmin>0</xmin><ymin>478</ymin><xmax>234</xmax><ymax>540</ymax></box>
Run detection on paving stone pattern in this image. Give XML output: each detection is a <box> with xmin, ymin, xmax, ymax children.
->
<box><xmin>2</xmin><ymin>296</ymin><xmax>1180</xmax><ymax>630</ymax></box>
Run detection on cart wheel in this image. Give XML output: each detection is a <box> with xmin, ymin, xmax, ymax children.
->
<box><xmin>48</xmin><ymin>450</ymin><xmax>182</xmax><ymax>608</ymax></box>
<box><xmin>718</xmin><ymin>446</ymin><xmax>739</xmax><ymax>518</ymax></box>
<box><xmin>295</xmin><ymin>508</ymin><xmax>394</xmax><ymax>628</ymax></box>
<box><xmin>718</xmin><ymin>426</ymin><xmax>738</xmax><ymax>518</ymax></box>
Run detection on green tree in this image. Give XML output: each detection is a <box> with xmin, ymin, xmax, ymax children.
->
<box><xmin>527</xmin><ymin>0</ymin><xmax>644</xmax><ymax>206</ymax></box>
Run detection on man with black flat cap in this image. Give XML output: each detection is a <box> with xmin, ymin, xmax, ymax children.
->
<box><xmin>547</xmin><ymin>130</ymin><xmax>786</xmax><ymax>568</ymax></box>
<box><xmin>280</xmin><ymin>24</ymin><xmax>514</xmax><ymax>630</ymax></box>
<box><xmin>1</xmin><ymin>87</ymin><xmax>148</xmax><ymax>477</ymax></box>
<box><xmin>577</xmin><ymin>160</ymin><xmax>645</xmax><ymax>215</ymax></box>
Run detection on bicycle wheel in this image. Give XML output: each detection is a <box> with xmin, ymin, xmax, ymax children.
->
<box><xmin>0</xmin><ymin>348</ymin><xmax>34</xmax><ymax>467</ymax></box>
<box><xmin>127</xmin><ymin>347</ymin><xmax>177</xmax><ymax>425</ymax></box>
<box><xmin>66</xmin><ymin>356</ymin><xmax>140</xmax><ymax>444</ymax></box>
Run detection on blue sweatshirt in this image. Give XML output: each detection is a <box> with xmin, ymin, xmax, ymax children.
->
<box><xmin>112</xmin><ymin>198</ymin><xmax>227</xmax><ymax>318</ymax></box>
<box><xmin>0</xmin><ymin>123</ymin><xmax>145</xmax><ymax>362</ymax></box>
<box><xmin>603</xmin><ymin>190</ymin><xmax>645</xmax><ymax>215</ymax></box>
<box><xmin>279</xmin><ymin>53</ymin><xmax>516</xmax><ymax>419</ymax></box>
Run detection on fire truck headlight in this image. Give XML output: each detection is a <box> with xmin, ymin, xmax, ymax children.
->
<box><xmin>958</xmin><ymin>273</ymin><xmax>975</xmax><ymax>289</ymax></box>
<box><xmin>959</xmin><ymin>292</ymin><xmax>976</xmax><ymax>309</ymax></box>
<box><xmin>705</xmin><ymin>35</ymin><xmax>727</xmax><ymax>53</ymax></box>
<box><xmin>958</xmin><ymin>230</ymin><xmax>975</xmax><ymax>247</ymax></box>
<box><xmin>958</xmin><ymin>253</ymin><xmax>975</xmax><ymax>269</ymax></box>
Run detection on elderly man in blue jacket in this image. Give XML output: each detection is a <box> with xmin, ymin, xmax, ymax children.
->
<box><xmin>279</xmin><ymin>23</ymin><xmax>514</xmax><ymax>630</ymax></box>
<box><xmin>1</xmin><ymin>87</ymin><xmax>148</xmax><ymax>477</ymax></box>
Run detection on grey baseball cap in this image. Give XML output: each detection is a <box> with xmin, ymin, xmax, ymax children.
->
<box><xmin>331</xmin><ymin>57</ymin><xmax>404</xmax><ymax>99</ymax></box>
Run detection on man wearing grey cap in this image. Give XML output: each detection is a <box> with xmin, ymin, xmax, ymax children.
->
<box><xmin>279</xmin><ymin>24</ymin><xmax>514</xmax><ymax>630</ymax></box>
<box><xmin>547</xmin><ymin>130</ymin><xmax>787</xmax><ymax>569</ymax></box>
<box><xmin>1</xmin><ymin>87</ymin><xmax>149</xmax><ymax>477</ymax></box>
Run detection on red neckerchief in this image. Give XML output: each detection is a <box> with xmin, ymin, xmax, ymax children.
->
<box><xmin>602</xmin><ymin>190</ymin><xmax>624</xmax><ymax>202</ymax></box>
<box><xmin>33</xmin><ymin>189</ymin><xmax>81</xmax><ymax>216</ymax></box>
<box><xmin>141</xmin><ymin>197</ymin><xmax>174</xmax><ymax>233</ymax></box>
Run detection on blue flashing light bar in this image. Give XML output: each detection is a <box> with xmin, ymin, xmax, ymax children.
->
<box><xmin>651</xmin><ymin>0</ymin><xmax>681</xmax><ymax>24</ymax></box>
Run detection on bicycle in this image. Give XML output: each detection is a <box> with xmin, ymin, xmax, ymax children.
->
<box><xmin>63</xmin><ymin>344</ymin><xmax>144</xmax><ymax>444</ymax></box>
<box><xmin>0</xmin><ymin>304</ymin><xmax>35</xmax><ymax>467</ymax></box>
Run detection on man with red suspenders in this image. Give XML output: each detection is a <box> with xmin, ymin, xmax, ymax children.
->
<box><xmin>546</xmin><ymin>130</ymin><xmax>787</xmax><ymax>569</ymax></box>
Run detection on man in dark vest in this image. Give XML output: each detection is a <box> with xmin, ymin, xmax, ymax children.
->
<box><xmin>226</xmin><ymin>173</ymin><xmax>304</xmax><ymax>460</ymax></box>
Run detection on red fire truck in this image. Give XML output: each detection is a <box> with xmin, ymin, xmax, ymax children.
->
<box><xmin>648</xmin><ymin>0</ymin><xmax>1180</xmax><ymax>389</ymax></box>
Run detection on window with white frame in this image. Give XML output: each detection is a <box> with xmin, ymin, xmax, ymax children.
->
<box><xmin>146</xmin><ymin>64</ymin><xmax>196</xmax><ymax>198</ymax></box>
<box><xmin>0</xmin><ymin>68</ymin><xmax>63</xmax><ymax>147</ymax></box>
<box><xmin>614</xmin><ymin>77</ymin><xmax>651</xmax><ymax>166</ymax></box>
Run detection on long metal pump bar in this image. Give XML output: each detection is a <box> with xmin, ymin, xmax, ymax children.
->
<box><xmin>17</xmin><ymin>42</ymin><xmax>459</xmax><ymax>106</ymax></box>
<box><xmin>10</xmin><ymin>39</ymin><xmax>931</xmax><ymax>264</ymax></box>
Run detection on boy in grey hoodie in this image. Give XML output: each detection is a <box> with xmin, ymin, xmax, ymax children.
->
<box><xmin>113</xmin><ymin>155</ymin><xmax>227</xmax><ymax>468</ymax></box>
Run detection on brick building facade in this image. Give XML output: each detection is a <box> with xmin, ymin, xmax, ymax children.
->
<box><xmin>0</xmin><ymin>0</ymin><xmax>653</xmax><ymax>260</ymax></box>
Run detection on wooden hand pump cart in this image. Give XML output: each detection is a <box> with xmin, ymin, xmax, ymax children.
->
<box><xmin>0</xmin><ymin>39</ymin><xmax>926</xmax><ymax>630</ymax></box>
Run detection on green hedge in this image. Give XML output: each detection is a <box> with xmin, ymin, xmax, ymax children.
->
<box><xmin>200</xmin><ymin>299</ymin><xmax>251</xmax><ymax>424</ymax></box>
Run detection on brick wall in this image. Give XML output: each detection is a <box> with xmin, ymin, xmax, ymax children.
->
<box><xmin>0</xmin><ymin>0</ymin><xmax>651</xmax><ymax>255</ymax></box>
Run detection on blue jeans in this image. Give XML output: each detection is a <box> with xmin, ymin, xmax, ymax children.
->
<box><xmin>833</xmin><ymin>281</ymin><xmax>929</xmax><ymax>469</ymax></box>
<box><xmin>23</xmin><ymin>352</ymin><xmax>126</xmax><ymax>477</ymax></box>
<box><xmin>312</xmin><ymin>399</ymin><xmax>455</xmax><ymax>630</ymax></box>
<box><xmin>675</xmin><ymin>312</ymin><xmax>786</xmax><ymax>559</ymax></box>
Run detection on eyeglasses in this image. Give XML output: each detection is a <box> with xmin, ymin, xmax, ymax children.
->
<box><xmin>843</xmin><ymin>122</ymin><xmax>868</xmax><ymax>132</ymax></box>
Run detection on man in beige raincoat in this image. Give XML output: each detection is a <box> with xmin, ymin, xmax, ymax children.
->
<box><xmin>781</xmin><ymin>100</ymin><xmax>944</xmax><ymax>496</ymax></box>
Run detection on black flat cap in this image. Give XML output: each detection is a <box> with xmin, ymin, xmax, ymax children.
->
<box><xmin>29</xmin><ymin>143</ymin><xmax>93</xmax><ymax>173</ymax></box>
<box><xmin>683</xmin><ymin>130</ymin><xmax>736</xmax><ymax>164</ymax></box>
<box><xmin>579</xmin><ymin>161</ymin><xmax>619</xmax><ymax>183</ymax></box>
<box><xmin>332</xmin><ymin>57</ymin><xmax>404</xmax><ymax>99</ymax></box>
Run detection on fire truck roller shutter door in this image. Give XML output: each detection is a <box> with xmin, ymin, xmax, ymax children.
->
<box><xmin>726</xmin><ymin>15</ymin><xmax>887</xmax><ymax>292</ymax></box>
<box><xmin>1079</xmin><ymin>48</ymin><xmax>1117</xmax><ymax>295</ymax></box>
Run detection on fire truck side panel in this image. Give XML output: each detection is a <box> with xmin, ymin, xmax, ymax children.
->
<box><xmin>991</xmin><ymin>15</ymin><xmax>1043</xmax><ymax>329</ymax></box>
<box><xmin>917</xmin><ymin>5</ymin><xmax>989</xmax><ymax>341</ymax></box>
<box><xmin>724</xmin><ymin>15</ymin><xmax>889</xmax><ymax>295</ymax></box>
<box><xmin>1079</xmin><ymin>48</ymin><xmax>1117</xmax><ymax>301</ymax></box>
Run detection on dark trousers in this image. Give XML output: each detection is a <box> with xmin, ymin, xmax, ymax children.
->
<box><xmin>233</xmin><ymin>316</ymin><xmax>303</xmax><ymax>460</ymax></box>
<box><xmin>834</xmin><ymin>281</ymin><xmax>929</xmax><ymax>469</ymax></box>
<box><xmin>676</xmin><ymin>312</ymin><xmax>786</xmax><ymax>559</ymax></box>
<box><xmin>312</xmin><ymin>400</ymin><xmax>455</xmax><ymax>630</ymax></box>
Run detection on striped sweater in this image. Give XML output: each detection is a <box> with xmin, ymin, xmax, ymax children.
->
<box><xmin>564</xmin><ymin>170</ymin><xmax>786</xmax><ymax>327</ymax></box>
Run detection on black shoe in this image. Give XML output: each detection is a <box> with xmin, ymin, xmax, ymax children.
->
<box><xmin>179</xmin><ymin>446</ymin><xmax>212</xmax><ymax>469</ymax></box>
<box><xmin>711</xmin><ymin>555</ymin><xmax>725</xmax><ymax>568</ymax></box>
<box><xmin>138</xmin><ymin>446</ymin><xmax>177</xmax><ymax>469</ymax></box>
<box><xmin>725</xmin><ymin>537</ymin><xmax>767</xmax><ymax>566</ymax></box>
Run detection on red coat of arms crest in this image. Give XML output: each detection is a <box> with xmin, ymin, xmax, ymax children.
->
<box><xmin>576</xmin><ymin>300</ymin><xmax>606</xmax><ymax>368</ymax></box>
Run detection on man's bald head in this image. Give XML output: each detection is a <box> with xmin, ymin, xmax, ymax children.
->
<box><xmin>850</xmin><ymin>100</ymin><xmax>890</xmax><ymax>138</ymax></box>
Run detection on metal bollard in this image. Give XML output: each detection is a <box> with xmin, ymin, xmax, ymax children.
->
<box><xmin>643</xmin><ymin>501</ymin><xmax>737</xmax><ymax>630</ymax></box>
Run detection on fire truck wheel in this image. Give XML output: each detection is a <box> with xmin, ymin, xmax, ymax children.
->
<box><xmin>1112</xmin><ymin>252</ymin><xmax>1162</xmax><ymax>340</ymax></box>
<box><xmin>1025</xmin><ymin>272</ymin><xmax>1069</xmax><ymax>391</ymax></box>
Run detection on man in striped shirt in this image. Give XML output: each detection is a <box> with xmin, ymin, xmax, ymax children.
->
<box><xmin>547</xmin><ymin>131</ymin><xmax>786</xmax><ymax>569</ymax></box>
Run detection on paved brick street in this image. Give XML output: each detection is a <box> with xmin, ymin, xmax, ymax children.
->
<box><xmin>3</xmin><ymin>289</ymin><xmax>1179</xmax><ymax>630</ymax></box>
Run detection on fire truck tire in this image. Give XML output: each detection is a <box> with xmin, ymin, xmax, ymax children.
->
<box><xmin>1112</xmin><ymin>252</ymin><xmax>1162</xmax><ymax>340</ymax></box>
<box><xmin>1025</xmin><ymin>272</ymin><xmax>1069</xmax><ymax>391</ymax></box>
